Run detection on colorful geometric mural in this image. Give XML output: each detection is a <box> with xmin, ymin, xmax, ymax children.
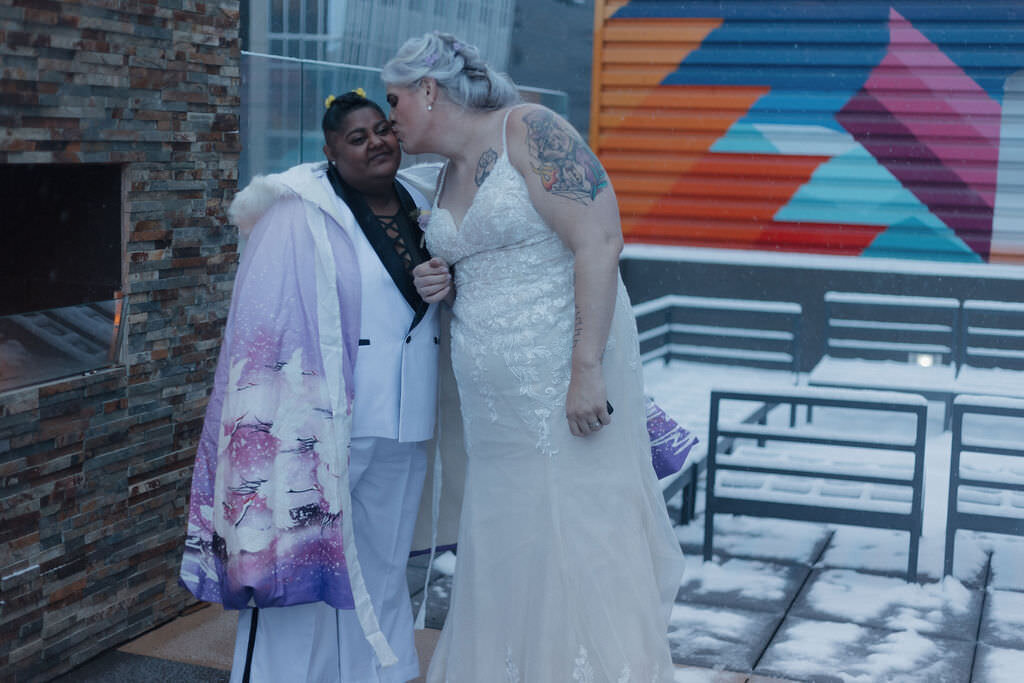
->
<box><xmin>592</xmin><ymin>1</ymin><xmax>1024</xmax><ymax>263</ymax></box>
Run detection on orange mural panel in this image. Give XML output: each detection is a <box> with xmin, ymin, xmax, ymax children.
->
<box><xmin>601</xmin><ymin>86</ymin><xmax>773</xmax><ymax>111</ymax></box>
<box><xmin>602</xmin><ymin>19</ymin><xmax>723</xmax><ymax>43</ymax></box>
<box><xmin>618</xmin><ymin>150</ymin><xmax>861</xmax><ymax>249</ymax></box>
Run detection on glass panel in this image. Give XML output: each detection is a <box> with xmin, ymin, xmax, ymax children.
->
<box><xmin>270</xmin><ymin>0</ymin><xmax>284</xmax><ymax>33</ymax></box>
<box><xmin>0</xmin><ymin>297</ymin><xmax>124</xmax><ymax>392</ymax></box>
<box><xmin>238</xmin><ymin>51</ymin><xmax>570</xmax><ymax>187</ymax></box>
<box><xmin>304</xmin><ymin>0</ymin><xmax>320</xmax><ymax>35</ymax></box>
<box><xmin>240</xmin><ymin>53</ymin><xmax>304</xmax><ymax>186</ymax></box>
<box><xmin>286</xmin><ymin>0</ymin><xmax>301</xmax><ymax>33</ymax></box>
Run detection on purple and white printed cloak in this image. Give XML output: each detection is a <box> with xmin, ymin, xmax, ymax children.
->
<box><xmin>180</xmin><ymin>162</ymin><xmax>409</xmax><ymax>665</ymax></box>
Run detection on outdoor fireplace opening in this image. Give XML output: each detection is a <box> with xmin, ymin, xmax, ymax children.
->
<box><xmin>0</xmin><ymin>163</ymin><xmax>124</xmax><ymax>392</ymax></box>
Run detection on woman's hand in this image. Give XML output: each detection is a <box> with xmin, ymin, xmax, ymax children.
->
<box><xmin>413</xmin><ymin>257</ymin><xmax>453</xmax><ymax>303</ymax></box>
<box><xmin>566</xmin><ymin>361</ymin><xmax>611</xmax><ymax>437</ymax></box>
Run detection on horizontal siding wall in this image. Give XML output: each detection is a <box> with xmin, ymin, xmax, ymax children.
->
<box><xmin>591</xmin><ymin>0</ymin><xmax>1024</xmax><ymax>264</ymax></box>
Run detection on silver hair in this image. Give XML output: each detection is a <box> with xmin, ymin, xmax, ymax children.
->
<box><xmin>382</xmin><ymin>31</ymin><xmax>521</xmax><ymax>111</ymax></box>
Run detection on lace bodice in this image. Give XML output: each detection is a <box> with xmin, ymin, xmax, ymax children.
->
<box><xmin>425</xmin><ymin>130</ymin><xmax>576</xmax><ymax>456</ymax></box>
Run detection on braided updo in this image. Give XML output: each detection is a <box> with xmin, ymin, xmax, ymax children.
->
<box><xmin>381</xmin><ymin>32</ymin><xmax>521</xmax><ymax>111</ymax></box>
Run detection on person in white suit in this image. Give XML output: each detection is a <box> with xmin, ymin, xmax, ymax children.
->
<box><xmin>181</xmin><ymin>90</ymin><xmax>450</xmax><ymax>683</ymax></box>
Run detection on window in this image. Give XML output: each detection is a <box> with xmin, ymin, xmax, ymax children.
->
<box><xmin>0</xmin><ymin>164</ymin><xmax>124</xmax><ymax>392</ymax></box>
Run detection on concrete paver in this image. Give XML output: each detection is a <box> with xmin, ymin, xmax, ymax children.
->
<box><xmin>789</xmin><ymin>568</ymin><xmax>984</xmax><ymax>640</ymax></box>
<box><xmin>755</xmin><ymin>616</ymin><xmax>975</xmax><ymax>682</ymax></box>
<box><xmin>979</xmin><ymin>588</ymin><xmax>1024</xmax><ymax>650</ymax></box>
<box><xmin>668</xmin><ymin>603</ymin><xmax>782</xmax><ymax>672</ymax></box>
<box><xmin>675</xmin><ymin>558</ymin><xmax>810</xmax><ymax>615</ymax></box>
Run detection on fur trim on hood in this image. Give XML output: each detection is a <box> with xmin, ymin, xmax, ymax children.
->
<box><xmin>228</xmin><ymin>161</ymin><xmax>443</xmax><ymax>238</ymax></box>
<box><xmin>228</xmin><ymin>163</ymin><xmax>325</xmax><ymax>238</ymax></box>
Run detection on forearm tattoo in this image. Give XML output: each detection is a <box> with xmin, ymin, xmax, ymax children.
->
<box><xmin>573</xmin><ymin>306</ymin><xmax>583</xmax><ymax>348</ymax></box>
<box><xmin>523</xmin><ymin>110</ymin><xmax>608</xmax><ymax>204</ymax></box>
<box><xmin>475</xmin><ymin>148</ymin><xmax>498</xmax><ymax>187</ymax></box>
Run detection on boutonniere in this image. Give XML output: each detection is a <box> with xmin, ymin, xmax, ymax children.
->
<box><xmin>410</xmin><ymin>208</ymin><xmax>432</xmax><ymax>231</ymax></box>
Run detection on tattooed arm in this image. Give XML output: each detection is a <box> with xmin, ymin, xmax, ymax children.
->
<box><xmin>507</xmin><ymin>105</ymin><xmax>623</xmax><ymax>438</ymax></box>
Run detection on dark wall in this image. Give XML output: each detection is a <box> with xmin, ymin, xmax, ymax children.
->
<box><xmin>621</xmin><ymin>253</ymin><xmax>1024</xmax><ymax>371</ymax></box>
<box><xmin>507</xmin><ymin>0</ymin><xmax>594</xmax><ymax>138</ymax></box>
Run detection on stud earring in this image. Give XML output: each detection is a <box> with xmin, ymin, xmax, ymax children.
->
<box><xmin>427</xmin><ymin>104</ymin><xmax>433</xmax><ymax>111</ymax></box>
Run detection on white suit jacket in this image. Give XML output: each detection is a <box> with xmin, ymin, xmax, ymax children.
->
<box><xmin>315</xmin><ymin>169</ymin><xmax>440</xmax><ymax>442</ymax></box>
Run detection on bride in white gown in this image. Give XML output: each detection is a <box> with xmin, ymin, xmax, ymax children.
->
<box><xmin>383</xmin><ymin>32</ymin><xmax>685</xmax><ymax>682</ymax></box>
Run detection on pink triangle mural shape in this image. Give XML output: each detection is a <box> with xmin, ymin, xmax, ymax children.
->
<box><xmin>836</xmin><ymin>8</ymin><xmax>1001</xmax><ymax>259</ymax></box>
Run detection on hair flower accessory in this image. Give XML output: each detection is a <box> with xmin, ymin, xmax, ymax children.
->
<box><xmin>351</xmin><ymin>87</ymin><xmax>366</xmax><ymax>98</ymax></box>
<box><xmin>324</xmin><ymin>94</ymin><xmax>336</xmax><ymax>110</ymax></box>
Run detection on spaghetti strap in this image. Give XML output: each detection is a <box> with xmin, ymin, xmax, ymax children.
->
<box><xmin>500</xmin><ymin>103</ymin><xmax>531</xmax><ymax>160</ymax></box>
<box><xmin>437</xmin><ymin>104</ymin><xmax>530</xmax><ymax>214</ymax></box>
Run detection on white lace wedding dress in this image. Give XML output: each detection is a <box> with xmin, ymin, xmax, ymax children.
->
<box><xmin>424</xmin><ymin>113</ymin><xmax>684</xmax><ymax>683</ymax></box>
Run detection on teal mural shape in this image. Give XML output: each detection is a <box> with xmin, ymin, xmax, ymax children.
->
<box><xmin>710</xmin><ymin>122</ymin><xmax>779</xmax><ymax>154</ymax></box>
<box><xmin>775</xmin><ymin>146</ymin><xmax>977</xmax><ymax>262</ymax></box>
<box><xmin>865</xmin><ymin>217</ymin><xmax>983</xmax><ymax>262</ymax></box>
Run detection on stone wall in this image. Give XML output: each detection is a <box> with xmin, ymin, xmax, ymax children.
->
<box><xmin>0</xmin><ymin>1</ymin><xmax>240</xmax><ymax>680</ymax></box>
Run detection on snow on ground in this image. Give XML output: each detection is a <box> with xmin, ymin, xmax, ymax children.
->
<box><xmin>673</xmin><ymin>666</ymin><xmax>743</xmax><ymax>682</ymax></box>
<box><xmin>794</xmin><ymin>570</ymin><xmax>976</xmax><ymax>635</ymax></box>
<box><xmin>975</xmin><ymin>645</ymin><xmax>1024</xmax><ymax>683</ymax></box>
<box><xmin>667</xmin><ymin>602</ymin><xmax>780</xmax><ymax>672</ymax></box>
<box><xmin>679</xmin><ymin>559</ymin><xmax>794</xmax><ymax>605</ymax></box>
<box><xmin>983</xmin><ymin>590</ymin><xmax>1024</xmax><ymax>649</ymax></box>
<box><xmin>675</xmin><ymin>515</ymin><xmax>830</xmax><ymax>565</ymax></box>
<box><xmin>759</xmin><ymin>618</ymin><xmax>973</xmax><ymax>683</ymax></box>
<box><xmin>642</xmin><ymin>358</ymin><xmax>1024</xmax><ymax>680</ymax></box>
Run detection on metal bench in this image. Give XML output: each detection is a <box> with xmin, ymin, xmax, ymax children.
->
<box><xmin>953</xmin><ymin>300</ymin><xmax>1024</xmax><ymax>400</ymax></box>
<box><xmin>704</xmin><ymin>386</ymin><xmax>928</xmax><ymax>581</ymax></box>
<box><xmin>944</xmin><ymin>394</ymin><xmax>1024</xmax><ymax>576</ymax></box>
<box><xmin>634</xmin><ymin>295</ymin><xmax>803</xmax><ymax>523</ymax></box>
<box><xmin>808</xmin><ymin>291</ymin><xmax>959</xmax><ymax>428</ymax></box>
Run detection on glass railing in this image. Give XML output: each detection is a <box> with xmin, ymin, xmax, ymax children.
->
<box><xmin>240</xmin><ymin>51</ymin><xmax>570</xmax><ymax>187</ymax></box>
<box><xmin>0</xmin><ymin>296</ymin><xmax>124</xmax><ymax>393</ymax></box>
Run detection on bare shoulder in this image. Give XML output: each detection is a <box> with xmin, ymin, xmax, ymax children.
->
<box><xmin>505</xmin><ymin>104</ymin><xmax>609</xmax><ymax>206</ymax></box>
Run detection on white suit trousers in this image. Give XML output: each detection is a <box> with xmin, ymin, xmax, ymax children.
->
<box><xmin>229</xmin><ymin>437</ymin><xmax>428</xmax><ymax>683</ymax></box>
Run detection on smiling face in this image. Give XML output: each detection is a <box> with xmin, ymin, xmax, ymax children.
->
<box><xmin>386</xmin><ymin>82</ymin><xmax>431</xmax><ymax>155</ymax></box>
<box><xmin>322</xmin><ymin>106</ymin><xmax>400</xmax><ymax>188</ymax></box>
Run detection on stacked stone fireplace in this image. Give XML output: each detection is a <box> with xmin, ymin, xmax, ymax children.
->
<box><xmin>0</xmin><ymin>2</ymin><xmax>241</xmax><ymax>679</ymax></box>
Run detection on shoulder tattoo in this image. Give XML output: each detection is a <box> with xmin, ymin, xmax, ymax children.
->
<box><xmin>522</xmin><ymin>109</ymin><xmax>608</xmax><ymax>204</ymax></box>
<box><xmin>475</xmin><ymin>147</ymin><xmax>498</xmax><ymax>187</ymax></box>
